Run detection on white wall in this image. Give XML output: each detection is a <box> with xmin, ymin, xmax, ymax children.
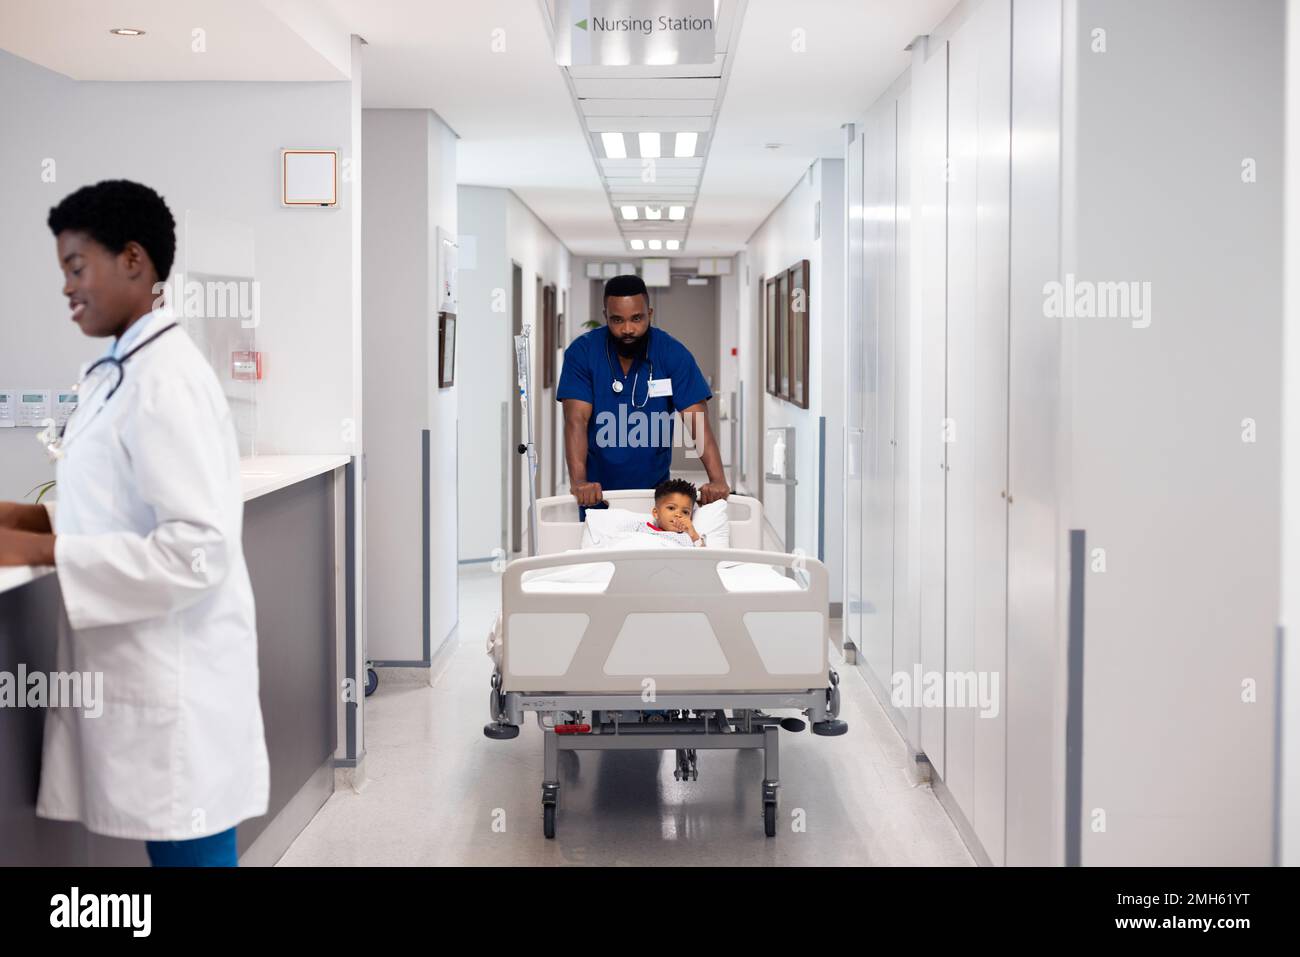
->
<box><xmin>744</xmin><ymin>159</ymin><xmax>846</xmax><ymax>598</ymax></box>
<box><xmin>456</xmin><ymin>189</ymin><xmax>569</xmax><ymax>557</ymax></box>
<box><xmin>362</xmin><ymin>108</ymin><xmax>458</xmax><ymax>663</ymax></box>
<box><xmin>507</xmin><ymin>192</ymin><xmax>570</xmax><ymax>512</ymax></box>
<box><xmin>736</xmin><ymin>250</ymin><xmax>762</xmax><ymax>492</ymax></box>
<box><xmin>0</xmin><ymin>49</ymin><xmax>360</xmax><ymax>501</ymax></box>
<box><xmin>456</xmin><ymin>185</ymin><xmax>510</xmax><ymax>561</ymax></box>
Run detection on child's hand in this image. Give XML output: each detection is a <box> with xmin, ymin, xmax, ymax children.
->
<box><xmin>676</xmin><ymin>514</ymin><xmax>699</xmax><ymax>541</ymax></box>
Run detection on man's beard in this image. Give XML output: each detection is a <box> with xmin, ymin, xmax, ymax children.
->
<box><xmin>610</xmin><ymin>328</ymin><xmax>649</xmax><ymax>359</ymax></box>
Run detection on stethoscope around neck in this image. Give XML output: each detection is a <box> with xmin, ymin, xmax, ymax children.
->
<box><xmin>604</xmin><ymin>329</ymin><xmax>655</xmax><ymax>409</ymax></box>
<box><xmin>41</xmin><ymin>322</ymin><xmax>180</xmax><ymax>461</ymax></box>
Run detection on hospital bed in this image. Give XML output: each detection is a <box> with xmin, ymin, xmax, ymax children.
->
<box><xmin>483</xmin><ymin>490</ymin><xmax>848</xmax><ymax>838</ymax></box>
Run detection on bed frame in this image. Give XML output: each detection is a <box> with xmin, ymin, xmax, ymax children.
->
<box><xmin>483</xmin><ymin>491</ymin><xmax>848</xmax><ymax>838</ymax></box>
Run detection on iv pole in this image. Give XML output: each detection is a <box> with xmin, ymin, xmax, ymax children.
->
<box><xmin>514</xmin><ymin>328</ymin><xmax>540</xmax><ymax>557</ymax></box>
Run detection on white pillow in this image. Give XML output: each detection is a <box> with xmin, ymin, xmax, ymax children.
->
<box><xmin>693</xmin><ymin>499</ymin><xmax>730</xmax><ymax>548</ymax></box>
<box><xmin>580</xmin><ymin>507</ymin><xmax>645</xmax><ymax>549</ymax></box>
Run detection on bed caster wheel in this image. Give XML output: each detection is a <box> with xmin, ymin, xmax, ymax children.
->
<box><xmin>364</xmin><ymin>667</ymin><xmax>379</xmax><ymax>697</ymax></box>
<box><xmin>483</xmin><ymin>722</ymin><xmax>520</xmax><ymax>740</ymax></box>
<box><xmin>543</xmin><ymin>804</ymin><xmax>556</xmax><ymax>839</ymax></box>
<box><xmin>763</xmin><ymin>802</ymin><xmax>777</xmax><ymax>837</ymax></box>
<box><xmin>811</xmin><ymin>719</ymin><xmax>849</xmax><ymax>736</ymax></box>
<box><xmin>779</xmin><ymin>717</ymin><xmax>806</xmax><ymax>733</ymax></box>
<box><xmin>673</xmin><ymin>748</ymin><xmax>698</xmax><ymax>782</ymax></box>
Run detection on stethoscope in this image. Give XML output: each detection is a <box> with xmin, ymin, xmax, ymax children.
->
<box><xmin>604</xmin><ymin>329</ymin><xmax>655</xmax><ymax>409</ymax></box>
<box><xmin>41</xmin><ymin>322</ymin><xmax>180</xmax><ymax>461</ymax></box>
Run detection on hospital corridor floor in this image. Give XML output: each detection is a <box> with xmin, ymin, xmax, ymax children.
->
<box><xmin>278</xmin><ymin>565</ymin><xmax>975</xmax><ymax>867</ymax></box>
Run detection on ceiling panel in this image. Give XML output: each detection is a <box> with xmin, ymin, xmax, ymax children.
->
<box><xmin>581</xmin><ymin>98</ymin><xmax>716</xmax><ymax>117</ymax></box>
<box><xmin>572</xmin><ymin>77</ymin><xmax>721</xmax><ymax>100</ymax></box>
<box><xmin>568</xmin><ymin>55</ymin><xmax>725</xmax><ymax>81</ymax></box>
<box><xmin>586</xmin><ymin>116</ymin><xmax>712</xmax><ymax>134</ymax></box>
<box><xmin>600</xmin><ymin>158</ymin><xmax>704</xmax><ymax>171</ymax></box>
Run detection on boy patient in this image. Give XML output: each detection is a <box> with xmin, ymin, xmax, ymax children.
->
<box><xmin>641</xmin><ymin>478</ymin><xmax>709</xmax><ymax>546</ymax></box>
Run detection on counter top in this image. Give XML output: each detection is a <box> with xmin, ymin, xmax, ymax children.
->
<box><xmin>0</xmin><ymin>455</ymin><xmax>351</xmax><ymax>596</ymax></box>
<box><xmin>240</xmin><ymin>454</ymin><xmax>351</xmax><ymax>501</ymax></box>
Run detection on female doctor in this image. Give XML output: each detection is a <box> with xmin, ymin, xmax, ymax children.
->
<box><xmin>0</xmin><ymin>180</ymin><xmax>268</xmax><ymax>866</ymax></box>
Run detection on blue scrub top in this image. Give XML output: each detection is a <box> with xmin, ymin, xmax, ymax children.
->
<box><xmin>556</xmin><ymin>326</ymin><xmax>712</xmax><ymax>491</ymax></box>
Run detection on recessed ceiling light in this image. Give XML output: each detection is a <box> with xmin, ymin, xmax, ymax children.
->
<box><xmin>601</xmin><ymin>132</ymin><xmax>627</xmax><ymax>159</ymax></box>
<box><xmin>645</xmin><ymin>206</ymin><xmax>662</xmax><ymax>220</ymax></box>
<box><xmin>674</xmin><ymin>132</ymin><xmax>698</xmax><ymax>158</ymax></box>
<box><xmin>638</xmin><ymin>132</ymin><xmax>661</xmax><ymax>159</ymax></box>
<box><xmin>668</xmin><ymin>206</ymin><xmax>686</xmax><ymax>220</ymax></box>
<box><xmin>630</xmin><ymin>239</ymin><xmax>645</xmax><ymax>250</ymax></box>
<box><xmin>764</xmin><ymin>143</ymin><xmax>782</xmax><ymax>150</ymax></box>
<box><xmin>109</xmin><ymin>27</ymin><xmax>146</xmax><ymax>36</ymax></box>
<box><xmin>620</xmin><ymin>206</ymin><xmax>638</xmax><ymax>220</ymax></box>
<box><xmin>648</xmin><ymin>240</ymin><xmax>662</xmax><ymax>250</ymax></box>
<box><xmin>666</xmin><ymin>240</ymin><xmax>680</xmax><ymax>251</ymax></box>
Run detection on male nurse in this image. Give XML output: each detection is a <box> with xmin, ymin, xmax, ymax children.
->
<box><xmin>557</xmin><ymin>274</ymin><xmax>730</xmax><ymax>510</ymax></box>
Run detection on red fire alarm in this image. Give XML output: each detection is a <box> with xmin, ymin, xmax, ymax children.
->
<box><xmin>231</xmin><ymin>351</ymin><xmax>263</xmax><ymax>381</ymax></box>
<box><xmin>731</xmin><ymin>347</ymin><xmax>738</xmax><ymax>356</ymax></box>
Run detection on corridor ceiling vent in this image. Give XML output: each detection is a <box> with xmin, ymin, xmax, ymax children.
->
<box><xmin>540</xmin><ymin>0</ymin><xmax>748</xmax><ymax>255</ymax></box>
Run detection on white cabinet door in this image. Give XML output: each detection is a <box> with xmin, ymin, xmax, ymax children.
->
<box><xmin>844</xmin><ymin>131</ymin><xmax>866</xmax><ymax>662</ymax></box>
<box><xmin>945</xmin><ymin>0</ymin><xmax>1011</xmax><ymax>865</ymax></box>
<box><xmin>914</xmin><ymin>38</ymin><xmax>949</xmax><ymax>782</ymax></box>
<box><xmin>861</xmin><ymin>101</ymin><xmax>898</xmax><ymax>688</ymax></box>
<box><xmin>893</xmin><ymin>86</ymin><xmax>922</xmax><ymax>749</ymax></box>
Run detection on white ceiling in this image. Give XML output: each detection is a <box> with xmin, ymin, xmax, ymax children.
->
<box><xmin>0</xmin><ymin>0</ymin><xmax>353</xmax><ymax>80</ymax></box>
<box><xmin>0</xmin><ymin>0</ymin><xmax>959</xmax><ymax>257</ymax></box>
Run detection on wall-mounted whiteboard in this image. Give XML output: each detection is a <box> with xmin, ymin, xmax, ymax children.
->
<box><xmin>282</xmin><ymin>149</ymin><xmax>338</xmax><ymax>207</ymax></box>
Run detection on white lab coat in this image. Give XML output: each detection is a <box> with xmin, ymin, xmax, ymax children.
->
<box><xmin>38</xmin><ymin>308</ymin><xmax>269</xmax><ymax>841</ymax></box>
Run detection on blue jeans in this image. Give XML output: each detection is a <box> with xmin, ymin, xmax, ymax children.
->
<box><xmin>146</xmin><ymin>826</ymin><xmax>238</xmax><ymax>867</ymax></box>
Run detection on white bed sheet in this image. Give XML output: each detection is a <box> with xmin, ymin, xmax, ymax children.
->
<box><xmin>521</xmin><ymin>559</ymin><xmax>804</xmax><ymax>594</ymax></box>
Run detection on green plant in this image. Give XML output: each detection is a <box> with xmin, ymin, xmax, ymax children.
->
<box><xmin>28</xmin><ymin>481</ymin><xmax>55</xmax><ymax>504</ymax></box>
<box><xmin>581</xmin><ymin>319</ymin><xmax>601</xmax><ymax>330</ymax></box>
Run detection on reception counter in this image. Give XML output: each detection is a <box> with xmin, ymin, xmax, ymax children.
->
<box><xmin>0</xmin><ymin>454</ymin><xmax>352</xmax><ymax>866</ymax></box>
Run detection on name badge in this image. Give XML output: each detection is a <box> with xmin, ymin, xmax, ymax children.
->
<box><xmin>647</xmin><ymin>377</ymin><xmax>673</xmax><ymax>398</ymax></box>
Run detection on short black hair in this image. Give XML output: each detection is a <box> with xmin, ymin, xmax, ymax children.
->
<box><xmin>48</xmin><ymin>180</ymin><xmax>177</xmax><ymax>282</ymax></box>
<box><xmin>604</xmin><ymin>273</ymin><xmax>649</xmax><ymax>308</ymax></box>
<box><xmin>654</xmin><ymin>477</ymin><xmax>697</xmax><ymax>504</ymax></box>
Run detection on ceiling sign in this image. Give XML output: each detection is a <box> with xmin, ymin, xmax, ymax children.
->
<box><xmin>555</xmin><ymin>0</ymin><xmax>716</xmax><ymax>67</ymax></box>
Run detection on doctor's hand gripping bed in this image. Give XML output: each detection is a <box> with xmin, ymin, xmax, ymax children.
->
<box><xmin>483</xmin><ymin>490</ymin><xmax>848</xmax><ymax>838</ymax></box>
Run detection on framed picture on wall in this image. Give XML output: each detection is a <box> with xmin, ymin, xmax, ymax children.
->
<box><xmin>558</xmin><ymin>288</ymin><xmax>566</xmax><ymax>350</ymax></box>
<box><xmin>788</xmin><ymin>259</ymin><xmax>810</xmax><ymax>409</ymax></box>
<box><xmin>776</xmin><ymin>271</ymin><xmax>790</xmax><ymax>399</ymax></box>
<box><xmin>438</xmin><ymin>312</ymin><xmax>457</xmax><ymax>388</ymax></box>
<box><xmin>764</xmin><ymin>277</ymin><xmax>776</xmax><ymax>395</ymax></box>
<box><xmin>541</xmin><ymin>283</ymin><xmax>557</xmax><ymax>388</ymax></box>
